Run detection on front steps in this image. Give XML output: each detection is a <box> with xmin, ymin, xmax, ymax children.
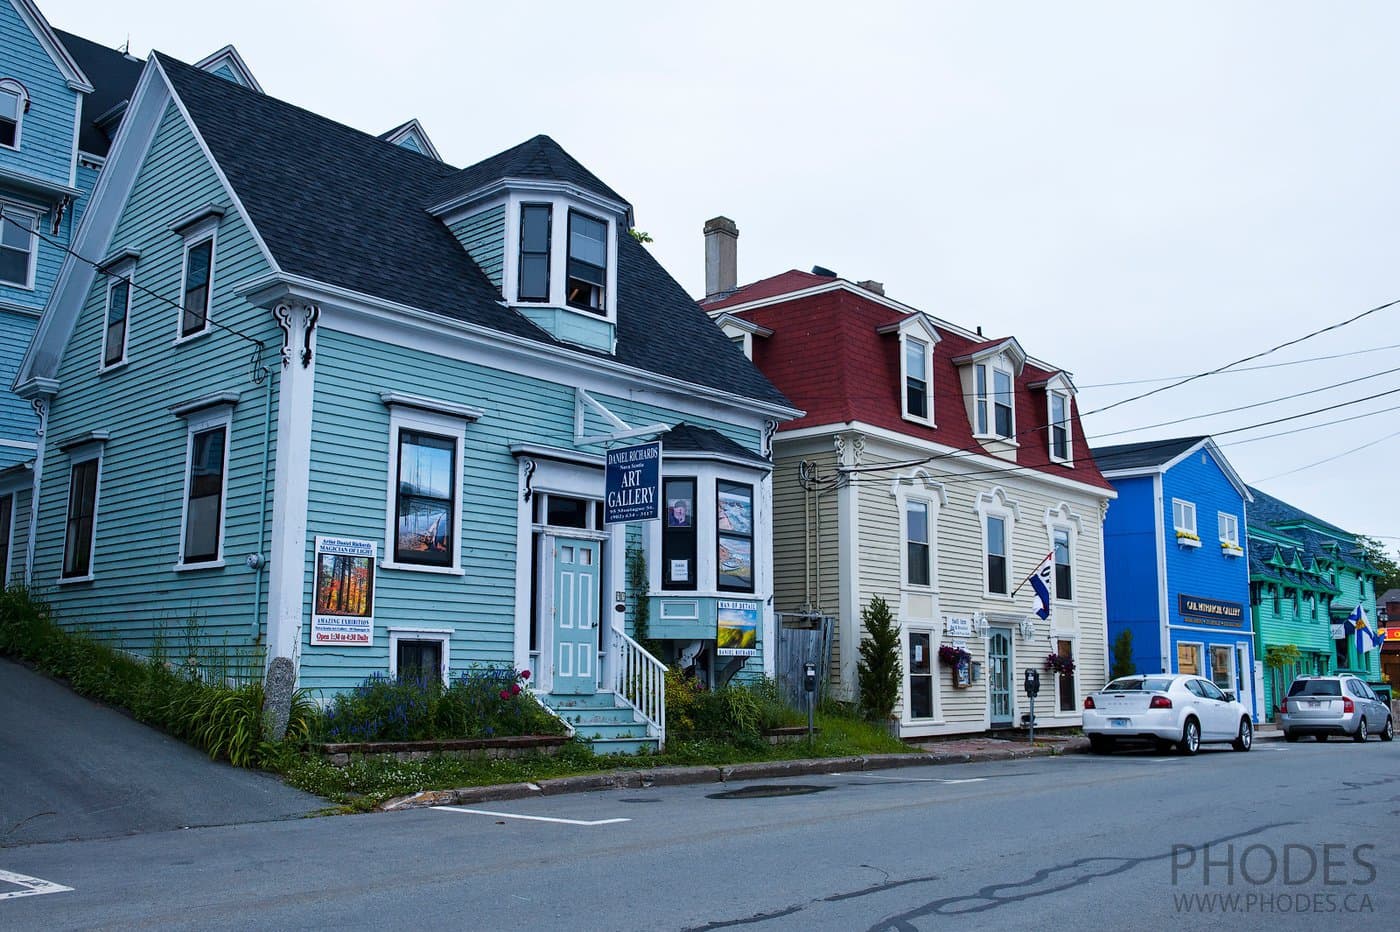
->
<box><xmin>547</xmin><ymin>691</ymin><xmax>660</xmax><ymax>756</ymax></box>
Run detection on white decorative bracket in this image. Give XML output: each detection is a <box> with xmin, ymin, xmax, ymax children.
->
<box><xmin>573</xmin><ymin>388</ymin><xmax>669</xmax><ymax>446</ymax></box>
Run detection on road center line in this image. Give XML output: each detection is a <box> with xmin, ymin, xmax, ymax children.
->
<box><xmin>0</xmin><ymin>870</ymin><xmax>74</xmax><ymax>901</ymax></box>
<box><xmin>432</xmin><ymin>806</ymin><xmax>630</xmax><ymax>826</ymax></box>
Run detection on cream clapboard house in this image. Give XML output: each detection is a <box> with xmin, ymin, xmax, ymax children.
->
<box><xmin>701</xmin><ymin>220</ymin><xmax>1115</xmax><ymax>736</ymax></box>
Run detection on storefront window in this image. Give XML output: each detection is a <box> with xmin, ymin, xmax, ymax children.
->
<box><xmin>1177</xmin><ymin>642</ymin><xmax>1201</xmax><ymax>675</ymax></box>
<box><xmin>909</xmin><ymin>631</ymin><xmax>933</xmax><ymax>719</ymax></box>
<box><xmin>717</xmin><ymin>480</ymin><xmax>754</xmax><ymax>593</ymax></box>
<box><xmin>1057</xmin><ymin>639</ymin><xmax>1075</xmax><ymax>712</ymax></box>
<box><xmin>662</xmin><ymin>477</ymin><xmax>697</xmax><ymax>590</ymax></box>
<box><xmin>1210</xmin><ymin>644</ymin><xmax>1233</xmax><ymax>691</ymax></box>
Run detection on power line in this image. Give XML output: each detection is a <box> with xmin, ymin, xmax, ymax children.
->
<box><xmin>1254</xmin><ymin>429</ymin><xmax>1400</xmax><ymax>483</ymax></box>
<box><xmin>1072</xmin><ymin>342</ymin><xmax>1400</xmax><ymax>390</ymax></box>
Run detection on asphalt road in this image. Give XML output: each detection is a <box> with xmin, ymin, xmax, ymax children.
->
<box><xmin>3</xmin><ymin>733</ymin><xmax>1395</xmax><ymax>930</ymax></box>
<box><xmin>0</xmin><ymin>658</ymin><xmax>325</xmax><ymax>847</ymax></box>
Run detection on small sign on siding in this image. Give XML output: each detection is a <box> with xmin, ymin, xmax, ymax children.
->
<box><xmin>311</xmin><ymin>536</ymin><xmax>376</xmax><ymax>646</ymax></box>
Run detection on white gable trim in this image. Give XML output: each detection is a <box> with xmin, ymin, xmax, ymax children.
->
<box><xmin>380</xmin><ymin>118</ymin><xmax>441</xmax><ymax>161</ymax></box>
<box><xmin>14</xmin><ymin>57</ymin><xmax>283</xmax><ymax>394</ymax></box>
<box><xmin>10</xmin><ymin>0</ymin><xmax>94</xmax><ymax>92</ymax></box>
<box><xmin>193</xmin><ymin>45</ymin><xmax>263</xmax><ymax>94</ymax></box>
<box><xmin>1160</xmin><ymin>437</ymin><xmax>1253</xmax><ymax>502</ymax></box>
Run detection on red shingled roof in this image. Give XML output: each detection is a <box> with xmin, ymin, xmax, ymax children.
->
<box><xmin>705</xmin><ymin>273</ymin><xmax>1112</xmax><ymax>491</ymax></box>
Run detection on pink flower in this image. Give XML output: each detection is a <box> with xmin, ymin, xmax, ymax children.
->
<box><xmin>499</xmin><ymin>689</ymin><xmax>511</xmax><ymax>700</ymax></box>
<box><xmin>520</xmin><ymin>670</ymin><xmax>531</xmax><ymax>681</ymax></box>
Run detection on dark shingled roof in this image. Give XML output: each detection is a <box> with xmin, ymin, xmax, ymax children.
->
<box><xmin>661</xmin><ymin>423</ymin><xmax>769</xmax><ymax>465</ymax></box>
<box><xmin>55</xmin><ymin>30</ymin><xmax>144</xmax><ymax>158</ymax></box>
<box><xmin>1246</xmin><ymin>485</ymin><xmax>1352</xmax><ymax>538</ymax></box>
<box><xmin>155</xmin><ymin>56</ymin><xmax>787</xmax><ymax>407</ymax></box>
<box><xmin>429</xmin><ymin>134</ymin><xmax>627</xmax><ymax>210</ymax></box>
<box><xmin>1090</xmin><ymin>436</ymin><xmax>1207</xmax><ymax>473</ymax></box>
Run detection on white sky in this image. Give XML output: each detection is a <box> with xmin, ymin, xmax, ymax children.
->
<box><xmin>42</xmin><ymin>0</ymin><xmax>1400</xmax><ymax>554</ymax></box>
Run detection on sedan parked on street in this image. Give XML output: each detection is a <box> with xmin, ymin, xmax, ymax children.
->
<box><xmin>1278</xmin><ymin>675</ymin><xmax>1394</xmax><ymax>743</ymax></box>
<box><xmin>1083</xmin><ymin>673</ymin><xmax>1253</xmax><ymax>755</ymax></box>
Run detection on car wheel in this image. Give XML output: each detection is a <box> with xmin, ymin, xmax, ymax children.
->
<box><xmin>1088</xmin><ymin>735</ymin><xmax>1115</xmax><ymax>755</ymax></box>
<box><xmin>1232</xmin><ymin>718</ymin><xmax>1252</xmax><ymax>752</ymax></box>
<box><xmin>1382</xmin><ymin>718</ymin><xmax>1394</xmax><ymax>743</ymax></box>
<box><xmin>1284</xmin><ymin>730</ymin><xmax>1299</xmax><ymax>743</ymax></box>
<box><xmin>1353</xmin><ymin>718</ymin><xmax>1368</xmax><ymax>743</ymax></box>
<box><xmin>1178</xmin><ymin>718</ymin><xmax>1201</xmax><ymax>756</ymax></box>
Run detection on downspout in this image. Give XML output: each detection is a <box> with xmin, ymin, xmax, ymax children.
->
<box><xmin>23</xmin><ymin>398</ymin><xmax>49</xmax><ymax>587</ymax></box>
<box><xmin>250</xmin><ymin>347</ymin><xmax>273</xmax><ymax>641</ymax></box>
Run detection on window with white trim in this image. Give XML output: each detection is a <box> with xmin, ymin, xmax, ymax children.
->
<box><xmin>180</xmin><ymin>235</ymin><xmax>213</xmax><ymax>337</ymax></box>
<box><xmin>62</xmin><ymin>453</ymin><xmax>101</xmax><ymax>580</ymax></box>
<box><xmin>903</xmin><ymin>335</ymin><xmax>932</xmax><ymax>423</ymax></box>
<box><xmin>384</xmin><ymin>403</ymin><xmax>470</xmax><ymax>573</ymax></box>
<box><xmin>1218</xmin><ymin>512</ymin><xmax>1239</xmax><ymax>548</ymax></box>
<box><xmin>717</xmin><ymin>480</ymin><xmax>755</xmax><ymax>593</ymax></box>
<box><xmin>0</xmin><ymin>80</ymin><xmax>25</xmax><ymax>149</ymax></box>
<box><xmin>1172</xmin><ymin>499</ymin><xmax>1196</xmax><ymax>536</ymax></box>
<box><xmin>102</xmin><ymin>264</ymin><xmax>134</xmax><ymax>368</ymax></box>
<box><xmin>0</xmin><ymin>204</ymin><xmax>38</xmax><ymax>289</ymax></box>
<box><xmin>1049</xmin><ymin>391</ymin><xmax>1070</xmax><ymax>461</ymax></box>
<box><xmin>905</xmin><ymin>499</ymin><xmax>932</xmax><ymax>587</ymax></box>
<box><xmin>389</xmin><ymin>628</ymin><xmax>451</xmax><ymax>684</ymax></box>
<box><xmin>1053</xmin><ymin>527</ymin><xmax>1072</xmax><ymax>601</ymax></box>
<box><xmin>179</xmin><ymin>408</ymin><xmax>231</xmax><ymax>566</ymax></box>
<box><xmin>1056</xmin><ymin>638</ymin><xmax>1076</xmax><ymax>712</ymax></box>
<box><xmin>976</xmin><ymin>489</ymin><xmax>1017</xmax><ymax>597</ymax></box>
<box><xmin>907</xmin><ymin>629</ymin><xmax>936</xmax><ymax>720</ymax></box>
<box><xmin>974</xmin><ymin>361</ymin><xmax>1015</xmax><ymax>439</ymax></box>
<box><xmin>566</xmin><ymin>209</ymin><xmax>607</xmax><ymax>313</ymax></box>
<box><xmin>986</xmin><ymin>514</ymin><xmax>1008</xmax><ymax>595</ymax></box>
<box><xmin>517</xmin><ymin>203</ymin><xmax>551</xmax><ymax>301</ymax></box>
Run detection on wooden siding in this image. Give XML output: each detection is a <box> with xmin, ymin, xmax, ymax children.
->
<box><xmin>34</xmin><ymin>100</ymin><xmax>281</xmax><ymax>662</ymax></box>
<box><xmin>447</xmin><ymin>205</ymin><xmax>505</xmax><ymax>291</ymax></box>
<box><xmin>770</xmin><ymin>448</ymin><xmax>841</xmax><ymax>683</ymax></box>
<box><xmin>0</xmin><ymin>2</ymin><xmax>80</xmax><ymax>188</ymax></box>
<box><xmin>0</xmin><ymin>309</ymin><xmax>39</xmax><ymax>463</ymax></box>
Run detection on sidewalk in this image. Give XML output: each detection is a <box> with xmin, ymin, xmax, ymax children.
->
<box><xmin>381</xmin><ymin>734</ymin><xmax>1088</xmax><ymax>811</ymax></box>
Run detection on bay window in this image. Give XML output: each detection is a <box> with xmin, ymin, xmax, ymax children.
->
<box><xmin>716</xmin><ymin>480</ymin><xmax>754</xmax><ymax>593</ymax></box>
<box><xmin>566</xmin><ymin>209</ymin><xmax>607</xmax><ymax>312</ymax></box>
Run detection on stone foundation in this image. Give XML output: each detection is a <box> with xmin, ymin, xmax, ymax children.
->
<box><xmin>315</xmin><ymin>735</ymin><xmax>569</xmax><ymax>767</ymax></box>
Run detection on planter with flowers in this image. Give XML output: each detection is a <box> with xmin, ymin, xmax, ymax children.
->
<box><xmin>1175</xmin><ymin>530</ymin><xmax>1201</xmax><ymax>548</ymax></box>
<box><xmin>939</xmin><ymin>644</ymin><xmax>973</xmax><ymax>688</ymax></box>
<box><xmin>1043</xmin><ymin>653</ymin><xmax>1075</xmax><ymax>677</ymax></box>
<box><xmin>1220</xmin><ymin>540</ymin><xmax>1244</xmax><ymax>557</ymax></box>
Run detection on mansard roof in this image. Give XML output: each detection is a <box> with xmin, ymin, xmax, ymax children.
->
<box><xmin>153</xmin><ymin>55</ymin><xmax>788</xmax><ymax>408</ymax></box>
<box><xmin>54</xmin><ymin>30</ymin><xmax>143</xmax><ymax>157</ymax></box>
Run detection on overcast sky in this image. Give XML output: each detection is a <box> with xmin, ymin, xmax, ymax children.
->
<box><xmin>44</xmin><ymin>0</ymin><xmax>1400</xmax><ymax>555</ymax></box>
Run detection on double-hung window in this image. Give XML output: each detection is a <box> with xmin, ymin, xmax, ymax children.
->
<box><xmin>566</xmin><ymin>210</ymin><xmax>607</xmax><ymax>312</ymax></box>
<box><xmin>63</xmin><ymin>455</ymin><xmax>101</xmax><ymax>580</ymax></box>
<box><xmin>993</xmin><ymin>368</ymin><xmax>1014</xmax><ymax>437</ymax></box>
<box><xmin>1218</xmin><ymin>512</ymin><xmax>1239</xmax><ymax>548</ymax></box>
<box><xmin>1172</xmin><ymin>499</ymin><xmax>1197</xmax><ymax>537</ymax></box>
<box><xmin>182</xmin><ymin>424</ymin><xmax>228</xmax><ymax>565</ymax></box>
<box><xmin>382</xmin><ymin>396</ymin><xmax>477</xmax><ymax>573</ymax></box>
<box><xmin>986</xmin><ymin>514</ymin><xmax>1008</xmax><ymax>595</ymax></box>
<box><xmin>181</xmin><ymin>238</ymin><xmax>213</xmax><ymax>337</ymax></box>
<box><xmin>103</xmin><ymin>275</ymin><xmax>132</xmax><ymax>368</ymax></box>
<box><xmin>717</xmin><ymin>480</ymin><xmax>754</xmax><ymax>593</ymax></box>
<box><xmin>974</xmin><ymin>362</ymin><xmax>1015</xmax><ymax>439</ymax></box>
<box><xmin>904</xmin><ymin>337</ymin><xmax>930</xmax><ymax>421</ymax></box>
<box><xmin>1053</xmin><ymin>527</ymin><xmax>1072</xmax><ymax>601</ymax></box>
<box><xmin>0</xmin><ymin>204</ymin><xmax>38</xmax><ymax>289</ymax></box>
<box><xmin>905</xmin><ymin>499</ymin><xmax>931</xmax><ymax>587</ymax></box>
<box><xmin>518</xmin><ymin>203</ymin><xmax>551</xmax><ymax>301</ymax></box>
<box><xmin>1049</xmin><ymin>392</ymin><xmax>1070</xmax><ymax>461</ymax></box>
<box><xmin>662</xmin><ymin>477</ymin><xmax>697</xmax><ymax>590</ymax></box>
<box><xmin>0</xmin><ymin>82</ymin><xmax>23</xmax><ymax>149</ymax></box>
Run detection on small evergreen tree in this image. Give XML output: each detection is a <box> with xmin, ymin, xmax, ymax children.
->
<box><xmin>857</xmin><ymin>595</ymin><xmax>902</xmax><ymax>721</ymax></box>
<box><xmin>1110</xmin><ymin>629</ymin><xmax>1135</xmax><ymax>680</ymax></box>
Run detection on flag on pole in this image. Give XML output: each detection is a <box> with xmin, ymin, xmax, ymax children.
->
<box><xmin>1351</xmin><ymin>605</ymin><xmax>1380</xmax><ymax>655</ymax></box>
<box><xmin>1029</xmin><ymin>551</ymin><xmax>1054</xmax><ymax>622</ymax></box>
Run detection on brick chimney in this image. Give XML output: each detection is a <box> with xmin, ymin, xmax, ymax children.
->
<box><xmin>703</xmin><ymin>216</ymin><xmax>739</xmax><ymax>297</ymax></box>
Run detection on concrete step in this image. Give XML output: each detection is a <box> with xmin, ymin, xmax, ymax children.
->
<box><xmin>558</xmin><ymin>708</ymin><xmax>640</xmax><ymax>726</ymax></box>
<box><xmin>569</xmin><ymin>721</ymin><xmax>650</xmax><ymax>741</ymax></box>
<box><xmin>589</xmin><ymin>736</ymin><xmax>660</xmax><ymax>756</ymax></box>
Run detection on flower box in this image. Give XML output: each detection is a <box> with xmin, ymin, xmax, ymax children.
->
<box><xmin>1220</xmin><ymin>542</ymin><xmax>1244</xmax><ymax>557</ymax></box>
<box><xmin>1175</xmin><ymin>530</ymin><xmax>1201</xmax><ymax>548</ymax></box>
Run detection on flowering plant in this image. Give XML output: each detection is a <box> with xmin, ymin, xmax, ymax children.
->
<box><xmin>1044</xmin><ymin>653</ymin><xmax>1075</xmax><ymax>676</ymax></box>
<box><xmin>1220</xmin><ymin>541</ymin><xmax>1244</xmax><ymax>556</ymax></box>
<box><xmin>1175</xmin><ymin>530</ymin><xmax>1200</xmax><ymax>542</ymax></box>
<box><xmin>938</xmin><ymin>644</ymin><xmax>971</xmax><ymax>666</ymax></box>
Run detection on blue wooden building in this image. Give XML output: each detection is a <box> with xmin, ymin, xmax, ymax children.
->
<box><xmin>1093</xmin><ymin>436</ymin><xmax>1259</xmax><ymax>721</ymax></box>
<box><xmin>12</xmin><ymin>51</ymin><xmax>797</xmax><ymax>751</ymax></box>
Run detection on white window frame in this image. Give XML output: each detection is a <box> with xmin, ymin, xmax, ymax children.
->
<box><xmin>382</xmin><ymin>400</ymin><xmax>473</xmax><ymax>575</ymax></box>
<box><xmin>1218</xmin><ymin>511</ymin><xmax>1240</xmax><ymax>548</ymax></box>
<box><xmin>975</xmin><ymin>488</ymin><xmax>1019</xmax><ymax>599</ymax></box>
<box><xmin>1176</xmin><ymin>640</ymin><xmax>1204</xmax><ymax>676</ymax></box>
<box><xmin>893</xmin><ymin>473</ymin><xmax>944</xmax><ymax>593</ymax></box>
<box><xmin>175</xmin><ymin>404</ymin><xmax>233</xmax><ymax>570</ymax></box>
<box><xmin>1043</xmin><ymin>503</ymin><xmax>1083</xmax><ymax>610</ymax></box>
<box><xmin>973</xmin><ymin>359</ymin><xmax>1017</xmax><ymax>442</ymax></box>
<box><xmin>0</xmin><ymin>79</ymin><xmax>26</xmax><ymax>151</ymax></box>
<box><xmin>901</xmin><ymin>334</ymin><xmax>934</xmax><ymax>426</ymax></box>
<box><xmin>1172</xmin><ymin>498</ymin><xmax>1199</xmax><ymax>546</ymax></box>
<box><xmin>175</xmin><ymin>216</ymin><xmax>219</xmax><ymax>343</ymax></box>
<box><xmin>99</xmin><ymin>257</ymin><xmax>136</xmax><ymax>370</ymax></box>
<box><xmin>388</xmin><ymin>627</ymin><xmax>453</xmax><ymax>685</ymax></box>
<box><xmin>1048</xmin><ymin>390</ymin><xmax>1072</xmax><ymax>463</ymax></box>
<box><xmin>500</xmin><ymin>192</ymin><xmax>620</xmax><ymax>324</ymax></box>
<box><xmin>59</xmin><ymin>440</ymin><xmax>105</xmax><ymax>584</ymax></box>
<box><xmin>903</xmin><ymin>625</ymin><xmax>942</xmax><ymax>724</ymax></box>
<box><xmin>0</xmin><ymin>201</ymin><xmax>40</xmax><ymax>291</ymax></box>
<box><xmin>1054</xmin><ymin>634</ymin><xmax>1078</xmax><ymax>714</ymax></box>
<box><xmin>904</xmin><ymin>498</ymin><xmax>934</xmax><ymax>590</ymax></box>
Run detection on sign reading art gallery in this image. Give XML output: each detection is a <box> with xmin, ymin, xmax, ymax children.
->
<box><xmin>604</xmin><ymin>441</ymin><xmax>662</xmax><ymax>525</ymax></box>
<box><xmin>1177</xmin><ymin>594</ymin><xmax>1245</xmax><ymax>629</ymax></box>
<box><xmin>311</xmin><ymin>536</ymin><xmax>376</xmax><ymax>646</ymax></box>
<box><xmin>717</xmin><ymin>600</ymin><xmax>760</xmax><ymax>657</ymax></box>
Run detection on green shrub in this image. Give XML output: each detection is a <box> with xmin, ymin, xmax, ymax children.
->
<box><xmin>663</xmin><ymin>669</ymin><xmax>802</xmax><ymax>745</ymax></box>
<box><xmin>857</xmin><ymin>595</ymin><xmax>901</xmax><ymax>721</ymax></box>
<box><xmin>1110</xmin><ymin>629</ymin><xmax>1135</xmax><ymax>679</ymax></box>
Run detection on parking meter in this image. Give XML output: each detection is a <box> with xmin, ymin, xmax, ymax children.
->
<box><xmin>803</xmin><ymin>662</ymin><xmax>817</xmax><ymax>742</ymax></box>
<box><xmin>1024</xmin><ymin>669</ymin><xmax>1041</xmax><ymax>744</ymax></box>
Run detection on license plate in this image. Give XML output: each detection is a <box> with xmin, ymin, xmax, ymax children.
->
<box><xmin>1305</xmin><ymin>700</ymin><xmax>1318</xmax><ymax>708</ymax></box>
<box><xmin>1110</xmin><ymin>718</ymin><xmax>1130</xmax><ymax>727</ymax></box>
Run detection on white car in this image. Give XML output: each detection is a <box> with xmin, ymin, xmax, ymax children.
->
<box><xmin>1083</xmin><ymin>673</ymin><xmax>1253</xmax><ymax>755</ymax></box>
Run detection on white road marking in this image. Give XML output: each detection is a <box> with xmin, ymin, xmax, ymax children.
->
<box><xmin>0</xmin><ymin>870</ymin><xmax>73</xmax><ymax>901</ymax></box>
<box><xmin>432</xmin><ymin>806</ymin><xmax>629</xmax><ymax>826</ymax></box>
<box><xmin>833</xmin><ymin>773</ymin><xmax>988</xmax><ymax>785</ymax></box>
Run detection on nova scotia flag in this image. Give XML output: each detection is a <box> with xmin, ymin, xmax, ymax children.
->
<box><xmin>1351</xmin><ymin>605</ymin><xmax>1381</xmax><ymax>654</ymax></box>
<box><xmin>1030</xmin><ymin>551</ymin><xmax>1054</xmax><ymax>622</ymax></box>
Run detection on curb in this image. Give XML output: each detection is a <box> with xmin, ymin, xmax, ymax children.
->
<box><xmin>379</xmin><ymin>742</ymin><xmax>1075</xmax><ymax>812</ymax></box>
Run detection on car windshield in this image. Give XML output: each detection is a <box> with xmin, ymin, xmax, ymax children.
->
<box><xmin>1104</xmin><ymin>677</ymin><xmax>1174</xmax><ymax>692</ymax></box>
<box><xmin>1287</xmin><ymin>680</ymin><xmax>1341</xmax><ymax>697</ymax></box>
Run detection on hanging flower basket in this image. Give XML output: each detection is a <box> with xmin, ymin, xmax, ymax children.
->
<box><xmin>938</xmin><ymin>644</ymin><xmax>971</xmax><ymax>666</ymax></box>
<box><xmin>1044</xmin><ymin>653</ymin><xmax>1075</xmax><ymax>676</ymax></box>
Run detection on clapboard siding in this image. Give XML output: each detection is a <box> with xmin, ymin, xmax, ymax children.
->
<box><xmin>0</xmin><ymin>309</ymin><xmax>39</xmax><ymax>461</ymax></box>
<box><xmin>35</xmin><ymin>100</ymin><xmax>281</xmax><ymax>659</ymax></box>
<box><xmin>770</xmin><ymin>447</ymin><xmax>842</xmax><ymax>683</ymax></box>
<box><xmin>0</xmin><ymin>2</ymin><xmax>79</xmax><ymax>188</ymax></box>
<box><xmin>447</xmin><ymin>205</ymin><xmax>506</xmax><ymax>291</ymax></box>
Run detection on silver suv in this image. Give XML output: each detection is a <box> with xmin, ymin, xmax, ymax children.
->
<box><xmin>1279</xmin><ymin>675</ymin><xmax>1394</xmax><ymax>743</ymax></box>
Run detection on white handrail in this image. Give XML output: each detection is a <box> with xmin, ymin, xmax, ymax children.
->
<box><xmin>611</xmin><ymin>625</ymin><xmax>666</xmax><ymax>748</ymax></box>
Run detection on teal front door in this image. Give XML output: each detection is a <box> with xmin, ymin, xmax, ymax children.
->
<box><xmin>989</xmin><ymin>628</ymin><xmax>1013</xmax><ymax>727</ymax></box>
<box><xmin>552</xmin><ymin>536</ymin><xmax>600</xmax><ymax>695</ymax></box>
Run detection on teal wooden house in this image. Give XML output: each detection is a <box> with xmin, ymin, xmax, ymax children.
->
<box><xmin>1245</xmin><ymin>486</ymin><xmax>1382</xmax><ymax>719</ymax></box>
<box><xmin>12</xmin><ymin>53</ymin><xmax>797</xmax><ymax>752</ymax></box>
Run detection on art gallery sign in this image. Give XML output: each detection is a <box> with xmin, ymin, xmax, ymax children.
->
<box><xmin>604</xmin><ymin>441</ymin><xmax>662</xmax><ymax>524</ymax></box>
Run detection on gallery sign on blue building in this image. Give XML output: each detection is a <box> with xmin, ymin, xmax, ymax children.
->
<box><xmin>604</xmin><ymin>441</ymin><xmax>662</xmax><ymax>524</ymax></box>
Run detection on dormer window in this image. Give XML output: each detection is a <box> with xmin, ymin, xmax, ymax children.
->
<box><xmin>566</xmin><ymin>210</ymin><xmax>607</xmax><ymax>313</ymax></box>
<box><xmin>975</xmin><ymin>362</ymin><xmax>1015</xmax><ymax>439</ymax></box>
<box><xmin>904</xmin><ymin>337</ymin><xmax>931</xmax><ymax>422</ymax></box>
<box><xmin>0</xmin><ymin>80</ymin><xmax>26</xmax><ymax>149</ymax></box>
<box><xmin>1049</xmin><ymin>391</ymin><xmax>1070</xmax><ymax>461</ymax></box>
<box><xmin>518</xmin><ymin>204</ymin><xmax>551</xmax><ymax>302</ymax></box>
